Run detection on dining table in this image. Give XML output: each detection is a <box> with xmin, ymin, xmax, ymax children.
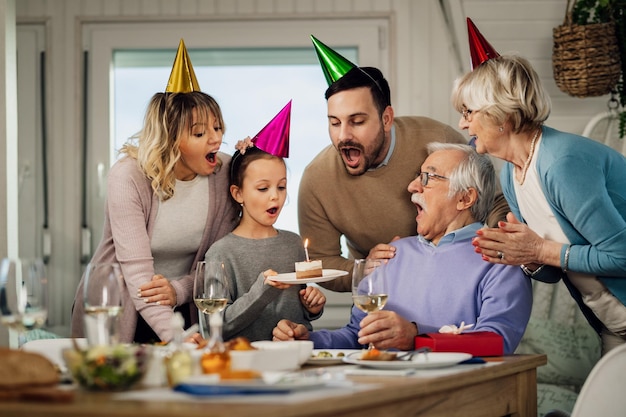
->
<box><xmin>0</xmin><ymin>353</ymin><xmax>546</xmax><ymax>417</ymax></box>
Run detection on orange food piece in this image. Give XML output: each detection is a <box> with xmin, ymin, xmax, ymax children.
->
<box><xmin>226</xmin><ymin>337</ymin><xmax>257</xmax><ymax>351</ymax></box>
<box><xmin>200</xmin><ymin>351</ymin><xmax>231</xmax><ymax>374</ymax></box>
<box><xmin>360</xmin><ymin>348</ymin><xmax>397</xmax><ymax>361</ymax></box>
<box><xmin>219</xmin><ymin>369</ymin><xmax>261</xmax><ymax>380</ymax></box>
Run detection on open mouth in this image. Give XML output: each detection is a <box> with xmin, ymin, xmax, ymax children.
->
<box><xmin>267</xmin><ymin>207</ymin><xmax>278</xmax><ymax>215</ymax></box>
<box><xmin>340</xmin><ymin>147</ymin><xmax>362</xmax><ymax>168</ymax></box>
<box><xmin>206</xmin><ymin>152</ymin><xmax>217</xmax><ymax>163</ymax></box>
<box><xmin>411</xmin><ymin>194</ymin><xmax>425</xmax><ymax>215</ymax></box>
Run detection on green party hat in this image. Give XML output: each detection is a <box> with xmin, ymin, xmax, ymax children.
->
<box><xmin>310</xmin><ymin>35</ymin><xmax>356</xmax><ymax>86</ymax></box>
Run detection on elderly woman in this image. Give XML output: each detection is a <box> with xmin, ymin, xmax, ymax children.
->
<box><xmin>451</xmin><ymin>54</ymin><xmax>626</xmax><ymax>354</ymax></box>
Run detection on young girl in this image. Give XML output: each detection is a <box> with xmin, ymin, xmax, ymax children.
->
<box><xmin>205</xmin><ymin>106</ymin><xmax>326</xmax><ymax>342</ymax></box>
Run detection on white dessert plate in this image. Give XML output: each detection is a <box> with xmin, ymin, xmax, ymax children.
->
<box><xmin>268</xmin><ymin>269</ymin><xmax>348</xmax><ymax>284</ymax></box>
<box><xmin>306</xmin><ymin>349</ymin><xmax>362</xmax><ymax>365</ymax></box>
<box><xmin>342</xmin><ymin>351</ymin><xmax>472</xmax><ymax>370</ymax></box>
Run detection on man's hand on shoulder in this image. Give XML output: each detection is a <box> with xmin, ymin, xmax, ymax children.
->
<box><xmin>366</xmin><ymin>236</ymin><xmax>400</xmax><ymax>263</ymax></box>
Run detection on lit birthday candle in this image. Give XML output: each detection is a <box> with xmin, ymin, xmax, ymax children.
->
<box><xmin>304</xmin><ymin>238</ymin><xmax>310</xmax><ymax>262</ymax></box>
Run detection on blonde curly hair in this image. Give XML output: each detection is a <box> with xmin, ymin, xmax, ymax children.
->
<box><xmin>120</xmin><ymin>91</ymin><xmax>225</xmax><ymax>200</ymax></box>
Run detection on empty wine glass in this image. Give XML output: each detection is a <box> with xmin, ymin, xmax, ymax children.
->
<box><xmin>0</xmin><ymin>257</ymin><xmax>48</xmax><ymax>346</ymax></box>
<box><xmin>351</xmin><ymin>258</ymin><xmax>388</xmax><ymax>350</ymax></box>
<box><xmin>194</xmin><ymin>261</ymin><xmax>230</xmax><ymax>374</ymax></box>
<box><xmin>83</xmin><ymin>262</ymin><xmax>123</xmax><ymax>346</ymax></box>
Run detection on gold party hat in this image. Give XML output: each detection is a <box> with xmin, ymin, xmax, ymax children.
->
<box><xmin>165</xmin><ymin>39</ymin><xmax>200</xmax><ymax>93</ymax></box>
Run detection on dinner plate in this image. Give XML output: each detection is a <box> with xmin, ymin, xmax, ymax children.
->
<box><xmin>306</xmin><ymin>349</ymin><xmax>362</xmax><ymax>366</ymax></box>
<box><xmin>342</xmin><ymin>351</ymin><xmax>472</xmax><ymax>369</ymax></box>
<box><xmin>268</xmin><ymin>269</ymin><xmax>348</xmax><ymax>284</ymax></box>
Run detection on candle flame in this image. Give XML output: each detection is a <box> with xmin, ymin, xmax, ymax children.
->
<box><xmin>304</xmin><ymin>238</ymin><xmax>310</xmax><ymax>262</ymax></box>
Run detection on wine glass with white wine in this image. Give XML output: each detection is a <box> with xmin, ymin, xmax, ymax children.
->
<box><xmin>0</xmin><ymin>257</ymin><xmax>48</xmax><ymax>346</ymax></box>
<box><xmin>83</xmin><ymin>262</ymin><xmax>123</xmax><ymax>346</ymax></box>
<box><xmin>194</xmin><ymin>261</ymin><xmax>229</xmax><ymax>338</ymax></box>
<box><xmin>351</xmin><ymin>258</ymin><xmax>388</xmax><ymax>350</ymax></box>
<box><xmin>194</xmin><ymin>260</ymin><xmax>230</xmax><ymax>374</ymax></box>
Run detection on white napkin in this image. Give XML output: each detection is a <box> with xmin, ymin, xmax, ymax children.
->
<box><xmin>438</xmin><ymin>321</ymin><xmax>474</xmax><ymax>334</ymax></box>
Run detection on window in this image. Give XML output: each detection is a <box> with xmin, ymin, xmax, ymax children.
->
<box><xmin>85</xmin><ymin>19</ymin><xmax>387</xmax><ymax>250</ymax></box>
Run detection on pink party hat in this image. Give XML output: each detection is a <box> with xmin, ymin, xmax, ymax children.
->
<box><xmin>467</xmin><ymin>18</ymin><xmax>500</xmax><ymax>70</ymax></box>
<box><xmin>252</xmin><ymin>100</ymin><xmax>291</xmax><ymax>158</ymax></box>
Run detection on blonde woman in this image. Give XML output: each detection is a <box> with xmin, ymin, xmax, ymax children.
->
<box><xmin>71</xmin><ymin>42</ymin><xmax>238</xmax><ymax>344</ymax></box>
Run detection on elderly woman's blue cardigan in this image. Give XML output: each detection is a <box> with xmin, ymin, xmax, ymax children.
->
<box><xmin>501</xmin><ymin>126</ymin><xmax>626</xmax><ymax>331</ymax></box>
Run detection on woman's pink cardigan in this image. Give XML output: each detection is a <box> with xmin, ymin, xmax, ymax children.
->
<box><xmin>70</xmin><ymin>155</ymin><xmax>238</xmax><ymax>343</ymax></box>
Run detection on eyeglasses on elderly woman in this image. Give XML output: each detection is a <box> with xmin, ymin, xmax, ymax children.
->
<box><xmin>461</xmin><ymin>107</ymin><xmax>477</xmax><ymax>121</ymax></box>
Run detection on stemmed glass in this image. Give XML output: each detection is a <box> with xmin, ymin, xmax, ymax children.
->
<box><xmin>83</xmin><ymin>262</ymin><xmax>123</xmax><ymax>346</ymax></box>
<box><xmin>351</xmin><ymin>258</ymin><xmax>388</xmax><ymax>350</ymax></box>
<box><xmin>0</xmin><ymin>257</ymin><xmax>48</xmax><ymax>346</ymax></box>
<box><xmin>194</xmin><ymin>261</ymin><xmax>230</xmax><ymax>373</ymax></box>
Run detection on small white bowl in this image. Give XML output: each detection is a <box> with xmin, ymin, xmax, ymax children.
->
<box><xmin>269</xmin><ymin>340</ymin><xmax>314</xmax><ymax>365</ymax></box>
<box><xmin>228</xmin><ymin>341</ymin><xmax>300</xmax><ymax>372</ymax></box>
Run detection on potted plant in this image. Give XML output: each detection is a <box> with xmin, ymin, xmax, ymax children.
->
<box><xmin>570</xmin><ymin>0</ymin><xmax>626</xmax><ymax>137</ymax></box>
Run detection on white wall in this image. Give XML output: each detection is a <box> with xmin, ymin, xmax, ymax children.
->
<box><xmin>9</xmin><ymin>0</ymin><xmax>613</xmax><ymax>337</ymax></box>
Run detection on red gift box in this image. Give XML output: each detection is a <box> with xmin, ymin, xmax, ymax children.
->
<box><xmin>414</xmin><ymin>331</ymin><xmax>503</xmax><ymax>357</ymax></box>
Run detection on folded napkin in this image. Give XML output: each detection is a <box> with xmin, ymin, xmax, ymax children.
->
<box><xmin>174</xmin><ymin>384</ymin><xmax>291</xmax><ymax>396</ymax></box>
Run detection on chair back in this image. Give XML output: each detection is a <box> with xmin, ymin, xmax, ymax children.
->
<box><xmin>571</xmin><ymin>343</ymin><xmax>626</xmax><ymax>417</ymax></box>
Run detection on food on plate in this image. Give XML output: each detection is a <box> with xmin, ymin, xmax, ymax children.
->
<box><xmin>200</xmin><ymin>350</ymin><xmax>231</xmax><ymax>375</ymax></box>
<box><xmin>360</xmin><ymin>348</ymin><xmax>398</xmax><ymax>361</ymax></box>
<box><xmin>226</xmin><ymin>337</ymin><xmax>257</xmax><ymax>351</ymax></box>
<box><xmin>295</xmin><ymin>260</ymin><xmax>323</xmax><ymax>279</ymax></box>
<box><xmin>201</xmin><ymin>337</ymin><xmax>262</xmax><ymax>379</ymax></box>
<box><xmin>218</xmin><ymin>369</ymin><xmax>262</xmax><ymax>380</ymax></box>
<box><xmin>311</xmin><ymin>351</ymin><xmax>345</xmax><ymax>358</ymax></box>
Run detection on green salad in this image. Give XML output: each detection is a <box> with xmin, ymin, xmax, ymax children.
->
<box><xmin>63</xmin><ymin>344</ymin><xmax>147</xmax><ymax>391</ymax></box>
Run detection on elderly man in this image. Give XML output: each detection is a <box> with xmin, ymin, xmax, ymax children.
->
<box><xmin>275</xmin><ymin>143</ymin><xmax>532</xmax><ymax>354</ymax></box>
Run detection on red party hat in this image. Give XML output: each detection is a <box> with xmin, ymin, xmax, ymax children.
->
<box><xmin>467</xmin><ymin>18</ymin><xmax>500</xmax><ymax>70</ymax></box>
<box><xmin>252</xmin><ymin>100</ymin><xmax>291</xmax><ymax>158</ymax></box>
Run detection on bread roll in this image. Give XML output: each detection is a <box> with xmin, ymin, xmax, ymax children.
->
<box><xmin>0</xmin><ymin>347</ymin><xmax>59</xmax><ymax>389</ymax></box>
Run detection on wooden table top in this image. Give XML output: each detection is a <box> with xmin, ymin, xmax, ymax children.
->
<box><xmin>0</xmin><ymin>354</ymin><xmax>547</xmax><ymax>417</ymax></box>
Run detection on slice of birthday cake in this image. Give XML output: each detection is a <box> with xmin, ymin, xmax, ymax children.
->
<box><xmin>295</xmin><ymin>260</ymin><xmax>323</xmax><ymax>279</ymax></box>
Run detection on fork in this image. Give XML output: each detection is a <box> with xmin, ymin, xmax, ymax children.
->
<box><xmin>396</xmin><ymin>347</ymin><xmax>432</xmax><ymax>361</ymax></box>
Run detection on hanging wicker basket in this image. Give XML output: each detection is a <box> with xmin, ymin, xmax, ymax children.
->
<box><xmin>552</xmin><ymin>1</ymin><xmax>621</xmax><ymax>98</ymax></box>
